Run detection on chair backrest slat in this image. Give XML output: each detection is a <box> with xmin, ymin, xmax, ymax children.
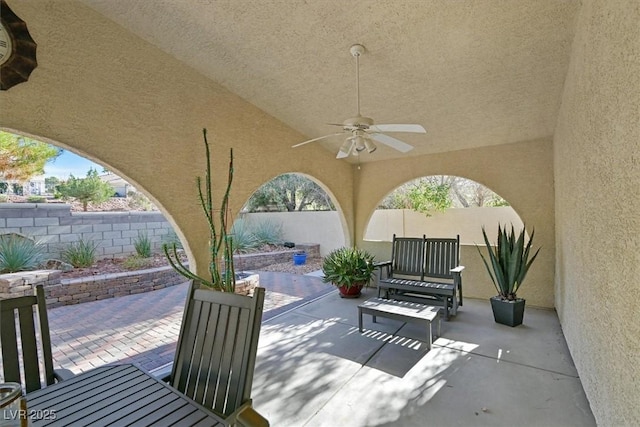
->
<box><xmin>425</xmin><ymin>236</ymin><xmax>460</xmax><ymax>279</ymax></box>
<box><xmin>171</xmin><ymin>282</ymin><xmax>265</xmax><ymax>418</ymax></box>
<box><xmin>0</xmin><ymin>285</ymin><xmax>56</xmax><ymax>392</ymax></box>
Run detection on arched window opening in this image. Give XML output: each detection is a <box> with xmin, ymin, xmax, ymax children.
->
<box><xmin>242</xmin><ymin>173</ymin><xmax>335</xmax><ymax>213</ymax></box>
<box><xmin>365</xmin><ymin>175</ymin><xmax>522</xmax><ymax>245</ymax></box>
<box><xmin>232</xmin><ymin>173</ymin><xmax>344</xmax><ymax>259</ymax></box>
<box><xmin>0</xmin><ymin>130</ymin><xmax>180</xmax><ymax>268</ymax></box>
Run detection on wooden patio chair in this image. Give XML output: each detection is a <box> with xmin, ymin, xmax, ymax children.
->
<box><xmin>169</xmin><ymin>281</ymin><xmax>269</xmax><ymax>427</ymax></box>
<box><xmin>0</xmin><ymin>284</ymin><xmax>74</xmax><ymax>393</ymax></box>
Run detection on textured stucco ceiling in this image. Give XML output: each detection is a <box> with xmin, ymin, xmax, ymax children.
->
<box><xmin>81</xmin><ymin>0</ymin><xmax>580</xmax><ymax>163</ymax></box>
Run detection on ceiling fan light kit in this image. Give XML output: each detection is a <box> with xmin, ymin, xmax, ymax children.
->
<box><xmin>292</xmin><ymin>43</ymin><xmax>426</xmax><ymax>159</ymax></box>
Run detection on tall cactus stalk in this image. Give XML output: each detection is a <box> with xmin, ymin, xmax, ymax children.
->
<box><xmin>163</xmin><ymin>129</ymin><xmax>236</xmax><ymax>292</ymax></box>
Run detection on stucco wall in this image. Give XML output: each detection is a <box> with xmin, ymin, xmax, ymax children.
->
<box><xmin>0</xmin><ymin>0</ymin><xmax>354</xmax><ymax>279</ymax></box>
<box><xmin>356</xmin><ymin>138</ymin><xmax>556</xmax><ymax>308</ymax></box>
<box><xmin>553</xmin><ymin>1</ymin><xmax>640</xmax><ymax>425</ymax></box>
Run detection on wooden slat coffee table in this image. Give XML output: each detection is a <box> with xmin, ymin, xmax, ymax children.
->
<box><xmin>358</xmin><ymin>298</ymin><xmax>442</xmax><ymax>348</ymax></box>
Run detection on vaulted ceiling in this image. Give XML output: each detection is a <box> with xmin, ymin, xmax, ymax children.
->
<box><xmin>82</xmin><ymin>0</ymin><xmax>580</xmax><ymax>163</ymax></box>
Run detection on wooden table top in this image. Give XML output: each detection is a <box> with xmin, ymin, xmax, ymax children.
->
<box><xmin>26</xmin><ymin>364</ymin><xmax>226</xmax><ymax>426</ymax></box>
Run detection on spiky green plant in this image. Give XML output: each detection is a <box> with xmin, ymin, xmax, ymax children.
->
<box><xmin>134</xmin><ymin>231</ymin><xmax>152</xmax><ymax>258</ymax></box>
<box><xmin>0</xmin><ymin>234</ymin><xmax>44</xmax><ymax>273</ymax></box>
<box><xmin>251</xmin><ymin>219</ymin><xmax>283</xmax><ymax>246</ymax></box>
<box><xmin>163</xmin><ymin>129</ymin><xmax>236</xmax><ymax>292</ymax></box>
<box><xmin>321</xmin><ymin>247</ymin><xmax>376</xmax><ymax>289</ymax></box>
<box><xmin>61</xmin><ymin>239</ymin><xmax>99</xmax><ymax>268</ymax></box>
<box><xmin>477</xmin><ymin>224</ymin><xmax>541</xmax><ymax>300</ymax></box>
<box><xmin>230</xmin><ymin>219</ymin><xmax>258</xmax><ymax>254</ymax></box>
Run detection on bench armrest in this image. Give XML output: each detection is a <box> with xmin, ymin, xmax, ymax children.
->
<box><xmin>374</xmin><ymin>261</ymin><xmax>392</xmax><ymax>280</ymax></box>
<box><xmin>450</xmin><ymin>266</ymin><xmax>465</xmax><ymax>273</ymax></box>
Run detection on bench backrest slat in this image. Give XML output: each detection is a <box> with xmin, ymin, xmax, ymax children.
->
<box><xmin>425</xmin><ymin>236</ymin><xmax>460</xmax><ymax>279</ymax></box>
<box><xmin>390</xmin><ymin>234</ymin><xmax>426</xmax><ymax>279</ymax></box>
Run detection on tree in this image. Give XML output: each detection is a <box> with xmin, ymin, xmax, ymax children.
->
<box><xmin>0</xmin><ymin>131</ymin><xmax>61</xmax><ymax>182</ymax></box>
<box><xmin>56</xmin><ymin>168</ymin><xmax>114</xmax><ymax>211</ymax></box>
<box><xmin>45</xmin><ymin>176</ymin><xmax>60</xmax><ymax>193</ymax></box>
<box><xmin>380</xmin><ymin>176</ymin><xmax>508</xmax><ymax>213</ymax></box>
<box><xmin>379</xmin><ymin>177</ymin><xmax>452</xmax><ymax>216</ymax></box>
<box><xmin>245</xmin><ymin>174</ymin><xmax>335</xmax><ymax>212</ymax></box>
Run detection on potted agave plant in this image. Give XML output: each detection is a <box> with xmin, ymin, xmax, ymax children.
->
<box><xmin>163</xmin><ymin>129</ymin><xmax>237</xmax><ymax>292</ymax></box>
<box><xmin>477</xmin><ymin>224</ymin><xmax>541</xmax><ymax>327</ymax></box>
<box><xmin>322</xmin><ymin>247</ymin><xmax>376</xmax><ymax>298</ymax></box>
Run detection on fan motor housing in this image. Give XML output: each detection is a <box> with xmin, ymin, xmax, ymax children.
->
<box><xmin>343</xmin><ymin>116</ymin><xmax>373</xmax><ymax>130</ymax></box>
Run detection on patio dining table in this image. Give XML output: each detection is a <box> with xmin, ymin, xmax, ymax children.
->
<box><xmin>25</xmin><ymin>364</ymin><xmax>226</xmax><ymax>426</ymax></box>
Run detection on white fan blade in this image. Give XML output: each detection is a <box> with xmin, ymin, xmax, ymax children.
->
<box><xmin>369</xmin><ymin>124</ymin><xmax>426</xmax><ymax>133</ymax></box>
<box><xmin>369</xmin><ymin>133</ymin><xmax>414</xmax><ymax>153</ymax></box>
<box><xmin>336</xmin><ymin>140</ymin><xmax>354</xmax><ymax>158</ymax></box>
<box><xmin>292</xmin><ymin>132</ymin><xmax>346</xmax><ymax>148</ymax></box>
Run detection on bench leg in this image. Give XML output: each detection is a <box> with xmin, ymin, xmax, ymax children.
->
<box><xmin>435</xmin><ymin>313</ymin><xmax>442</xmax><ymax>339</ymax></box>
<box><xmin>426</xmin><ymin>321</ymin><xmax>432</xmax><ymax>350</ymax></box>
<box><xmin>358</xmin><ymin>309</ymin><xmax>363</xmax><ymax>332</ymax></box>
<box><xmin>372</xmin><ymin>315</ymin><xmax>377</xmax><ymax>324</ymax></box>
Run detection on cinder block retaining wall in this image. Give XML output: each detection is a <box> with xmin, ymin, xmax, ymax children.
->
<box><xmin>0</xmin><ymin>267</ymin><xmax>186</xmax><ymax>308</ymax></box>
<box><xmin>0</xmin><ymin>203</ymin><xmax>173</xmax><ymax>260</ymax></box>
<box><xmin>234</xmin><ymin>244</ymin><xmax>320</xmax><ymax>270</ymax></box>
<box><xmin>0</xmin><ymin>245</ymin><xmax>319</xmax><ymax>307</ymax></box>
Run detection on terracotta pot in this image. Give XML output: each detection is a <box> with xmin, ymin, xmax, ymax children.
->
<box><xmin>338</xmin><ymin>283</ymin><xmax>364</xmax><ymax>298</ymax></box>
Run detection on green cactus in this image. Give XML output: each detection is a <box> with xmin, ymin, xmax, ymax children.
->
<box><xmin>163</xmin><ymin>129</ymin><xmax>236</xmax><ymax>292</ymax></box>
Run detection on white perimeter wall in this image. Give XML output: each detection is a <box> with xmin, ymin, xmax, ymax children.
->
<box><xmin>241</xmin><ymin>212</ymin><xmax>345</xmax><ymax>256</ymax></box>
<box><xmin>364</xmin><ymin>207</ymin><xmax>523</xmax><ymax>244</ymax></box>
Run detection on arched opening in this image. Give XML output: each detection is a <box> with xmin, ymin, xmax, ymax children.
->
<box><xmin>233</xmin><ymin>173</ymin><xmax>347</xmax><ymax>259</ymax></box>
<box><xmin>0</xmin><ymin>129</ymin><xmax>181</xmax><ymax>265</ymax></box>
<box><xmin>364</xmin><ymin>175</ymin><xmax>524</xmax><ymax>245</ymax></box>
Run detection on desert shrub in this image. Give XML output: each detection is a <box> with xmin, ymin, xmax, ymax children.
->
<box><xmin>122</xmin><ymin>255</ymin><xmax>154</xmax><ymax>270</ymax></box>
<box><xmin>61</xmin><ymin>239</ymin><xmax>99</xmax><ymax>268</ymax></box>
<box><xmin>251</xmin><ymin>219</ymin><xmax>284</xmax><ymax>246</ymax></box>
<box><xmin>134</xmin><ymin>231</ymin><xmax>152</xmax><ymax>258</ymax></box>
<box><xmin>27</xmin><ymin>196</ymin><xmax>47</xmax><ymax>203</ymax></box>
<box><xmin>127</xmin><ymin>191</ymin><xmax>156</xmax><ymax>211</ymax></box>
<box><xmin>0</xmin><ymin>234</ymin><xmax>45</xmax><ymax>273</ymax></box>
<box><xmin>230</xmin><ymin>219</ymin><xmax>258</xmax><ymax>254</ymax></box>
<box><xmin>0</xmin><ymin>194</ymin><xmax>7</xmax><ymax>202</ymax></box>
<box><xmin>161</xmin><ymin>230</ymin><xmax>182</xmax><ymax>250</ymax></box>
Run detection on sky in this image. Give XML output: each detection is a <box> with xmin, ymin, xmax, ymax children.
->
<box><xmin>44</xmin><ymin>151</ymin><xmax>103</xmax><ymax>179</ymax></box>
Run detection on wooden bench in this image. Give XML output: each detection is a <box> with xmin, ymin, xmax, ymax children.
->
<box><xmin>377</xmin><ymin>234</ymin><xmax>464</xmax><ymax>320</ymax></box>
<box><xmin>358</xmin><ymin>298</ymin><xmax>441</xmax><ymax>348</ymax></box>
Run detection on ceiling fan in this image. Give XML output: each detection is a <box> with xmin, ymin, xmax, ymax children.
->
<box><xmin>292</xmin><ymin>44</ymin><xmax>426</xmax><ymax>159</ymax></box>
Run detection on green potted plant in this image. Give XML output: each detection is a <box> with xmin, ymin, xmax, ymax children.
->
<box><xmin>477</xmin><ymin>224</ymin><xmax>541</xmax><ymax>327</ymax></box>
<box><xmin>163</xmin><ymin>129</ymin><xmax>236</xmax><ymax>292</ymax></box>
<box><xmin>322</xmin><ymin>247</ymin><xmax>376</xmax><ymax>298</ymax></box>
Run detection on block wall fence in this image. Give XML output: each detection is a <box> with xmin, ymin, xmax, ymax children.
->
<box><xmin>0</xmin><ymin>203</ymin><xmax>173</xmax><ymax>260</ymax></box>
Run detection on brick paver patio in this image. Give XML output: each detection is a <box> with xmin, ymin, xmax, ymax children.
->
<box><xmin>47</xmin><ymin>271</ymin><xmax>332</xmax><ymax>374</ymax></box>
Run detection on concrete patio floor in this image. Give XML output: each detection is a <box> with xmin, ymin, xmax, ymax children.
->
<box><xmin>45</xmin><ymin>271</ymin><xmax>595</xmax><ymax>426</ymax></box>
<box><xmin>254</xmin><ymin>288</ymin><xmax>596</xmax><ymax>427</ymax></box>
